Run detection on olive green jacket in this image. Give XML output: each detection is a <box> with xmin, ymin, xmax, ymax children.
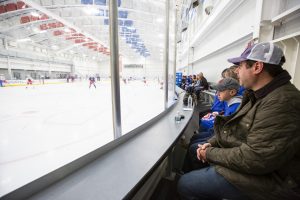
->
<box><xmin>206</xmin><ymin>80</ymin><xmax>300</xmax><ymax>200</ymax></box>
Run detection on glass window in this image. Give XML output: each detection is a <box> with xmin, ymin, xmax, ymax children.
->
<box><xmin>0</xmin><ymin>0</ymin><xmax>177</xmax><ymax>197</ymax></box>
<box><xmin>0</xmin><ymin>1</ymin><xmax>113</xmax><ymax>197</ymax></box>
<box><xmin>118</xmin><ymin>0</ymin><xmax>166</xmax><ymax>134</ymax></box>
<box><xmin>168</xmin><ymin>0</ymin><xmax>177</xmax><ymax>106</ymax></box>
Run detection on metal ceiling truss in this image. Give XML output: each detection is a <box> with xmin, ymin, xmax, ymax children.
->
<box><xmin>0</xmin><ymin>0</ymin><xmax>170</xmax><ymax>60</ymax></box>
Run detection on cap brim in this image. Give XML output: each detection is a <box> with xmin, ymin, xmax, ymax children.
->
<box><xmin>227</xmin><ymin>57</ymin><xmax>247</xmax><ymax>65</ymax></box>
<box><xmin>215</xmin><ymin>85</ymin><xmax>225</xmax><ymax>91</ymax></box>
<box><xmin>210</xmin><ymin>84</ymin><xmax>217</xmax><ymax>90</ymax></box>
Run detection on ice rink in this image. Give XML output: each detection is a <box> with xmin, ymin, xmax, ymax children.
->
<box><xmin>0</xmin><ymin>80</ymin><xmax>165</xmax><ymax>197</ymax></box>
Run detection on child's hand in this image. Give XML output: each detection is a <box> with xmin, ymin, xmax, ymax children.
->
<box><xmin>203</xmin><ymin>113</ymin><xmax>212</xmax><ymax>119</ymax></box>
<box><xmin>212</xmin><ymin>112</ymin><xmax>219</xmax><ymax>117</ymax></box>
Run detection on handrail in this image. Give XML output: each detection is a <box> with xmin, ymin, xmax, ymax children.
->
<box><xmin>202</xmin><ymin>89</ymin><xmax>216</xmax><ymax>105</ymax></box>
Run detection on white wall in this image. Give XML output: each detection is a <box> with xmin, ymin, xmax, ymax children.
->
<box><xmin>178</xmin><ymin>0</ymin><xmax>300</xmax><ymax>90</ymax></box>
<box><xmin>73</xmin><ymin>58</ymin><xmax>101</xmax><ymax>77</ymax></box>
<box><xmin>98</xmin><ymin>60</ymin><xmax>110</xmax><ymax>78</ymax></box>
<box><xmin>0</xmin><ymin>57</ymin><xmax>71</xmax><ymax>72</ymax></box>
<box><xmin>192</xmin><ymin>0</ymin><xmax>255</xmax><ymax>62</ymax></box>
<box><xmin>178</xmin><ymin>49</ymin><xmax>189</xmax><ymax>68</ymax></box>
<box><xmin>122</xmin><ymin>56</ymin><xmax>164</xmax><ymax>79</ymax></box>
<box><xmin>186</xmin><ymin>0</ymin><xmax>255</xmax><ymax>82</ymax></box>
<box><xmin>266</xmin><ymin>0</ymin><xmax>300</xmax><ymax>89</ymax></box>
<box><xmin>193</xmin><ymin>39</ymin><xmax>251</xmax><ymax>83</ymax></box>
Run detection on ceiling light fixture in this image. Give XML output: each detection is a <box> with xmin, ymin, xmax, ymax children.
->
<box><xmin>156</xmin><ymin>18</ymin><xmax>163</xmax><ymax>23</ymax></box>
<box><xmin>64</xmin><ymin>28</ymin><xmax>71</xmax><ymax>33</ymax></box>
<box><xmin>84</xmin><ymin>7</ymin><xmax>99</xmax><ymax>15</ymax></box>
<box><xmin>51</xmin><ymin>45</ymin><xmax>59</xmax><ymax>50</ymax></box>
<box><xmin>30</xmin><ymin>12</ymin><xmax>40</xmax><ymax>17</ymax></box>
<box><xmin>16</xmin><ymin>38</ymin><xmax>31</xmax><ymax>42</ymax></box>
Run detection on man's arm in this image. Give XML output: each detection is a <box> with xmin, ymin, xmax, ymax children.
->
<box><xmin>206</xmin><ymin>101</ymin><xmax>300</xmax><ymax>175</ymax></box>
<box><xmin>207</xmin><ymin>135</ymin><xmax>218</xmax><ymax>147</ymax></box>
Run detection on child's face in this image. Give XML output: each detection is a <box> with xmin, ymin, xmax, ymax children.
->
<box><xmin>217</xmin><ymin>89</ymin><xmax>236</xmax><ymax>101</ymax></box>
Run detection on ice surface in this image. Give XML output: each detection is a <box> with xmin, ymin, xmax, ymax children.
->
<box><xmin>0</xmin><ymin>80</ymin><xmax>164</xmax><ymax>197</ymax></box>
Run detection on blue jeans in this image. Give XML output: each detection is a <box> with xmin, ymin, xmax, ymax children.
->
<box><xmin>178</xmin><ymin>166</ymin><xmax>250</xmax><ymax>200</ymax></box>
<box><xmin>190</xmin><ymin>129</ymin><xmax>214</xmax><ymax>144</ymax></box>
<box><xmin>182</xmin><ymin>130</ymin><xmax>214</xmax><ymax>173</ymax></box>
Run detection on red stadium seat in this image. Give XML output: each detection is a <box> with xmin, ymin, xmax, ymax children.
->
<box><xmin>48</xmin><ymin>22</ymin><xmax>57</xmax><ymax>28</ymax></box>
<box><xmin>39</xmin><ymin>14</ymin><xmax>49</xmax><ymax>20</ymax></box>
<box><xmin>17</xmin><ymin>1</ymin><xmax>26</xmax><ymax>9</ymax></box>
<box><xmin>75</xmin><ymin>39</ymin><xmax>84</xmax><ymax>43</ymax></box>
<box><xmin>5</xmin><ymin>3</ymin><xmax>17</xmax><ymax>12</ymax></box>
<box><xmin>30</xmin><ymin>15</ymin><xmax>39</xmax><ymax>21</ymax></box>
<box><xmin>83</xmin><ymin>42</ymin><xmax>97</xmax><ymax>46</ymax></box>
<box><xmin>56</xmin><ymin>22</ymin><xmax>64</xmax><ymax>28</ymax></box>
<box><xmin>53</xmin><ymin>30</ymin><xmax>63</xmax><ymax>36</ymax></box>
<box><xmin>20</xmin><ymin>16</ymin><xmax>30</xmax><ymax>24</ymax></box>
<box><xmin>0</xmin><ymin>5</ymin><xmax>6</xmax><ymax>14</ymax></box>
<box><xmin>40</xmin><ymin>24</ymin><xmax>48</xmax><ymax>30</ymax></box>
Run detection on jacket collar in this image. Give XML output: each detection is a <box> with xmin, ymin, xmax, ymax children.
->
<box><xmin>227</xmin><ymin>95</ymin><xmax>242</xmax><ymax>107</ymax></box>
<box><xmin>254</xmin><ymin>70</ymin><xmax>291</xmax><ymax>100</ymax></box>
<box><xmin>235</xmin><ymin>70</ymin><xmax>291</xmax><ymax>116</ymax></box>
<box><xmin>217</xmin><ymin>70</ymin><xmax>291</xmax><ymax>122</ymax></box>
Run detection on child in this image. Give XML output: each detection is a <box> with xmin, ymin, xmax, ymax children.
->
<box><xmin>199</xmin><ymin>77</ymin><xmax>242</xmax><ymax>132</ymax></box>
<box><xmin>215</xmin><ymin>77</ymin><xmax>242</xmax><ymax>114</ymax></box>
<box><xmin>183</xmin><ymin>78</ymin><xmax>242</xmax><ymax>172</ymax></box>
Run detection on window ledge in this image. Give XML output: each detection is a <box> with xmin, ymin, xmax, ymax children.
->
<box><xmin>271</xmin><ymin>5</ymin><xmax>300</xmax><ymax>26</ymax></box>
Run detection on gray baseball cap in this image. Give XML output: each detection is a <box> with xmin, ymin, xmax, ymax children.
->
<box><xmin>228</xmin><ymin>42</ymin><xmax>284</xmax><ymax>65</ymax></box>
<box><xmin>215</xmin><ymin>78</ymin><xmax>240</xmax><ymax>92</ymax></box>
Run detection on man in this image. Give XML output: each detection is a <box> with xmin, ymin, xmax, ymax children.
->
<box><xmin>199</xmin><ymin>72</ymin><xmax>209</xmax><ymax>90</ymax></box>
<box><xmin>177</xmin><ymin>42</ymin><xmax>300</xmax><ymax>200</ymax></box>
<box><xmin>26</xmin><ymin>76</ymin><xmax>33</xmax><ymax>89</ymax></box>
<box><xmin>89</xmin><ymin>76</ymin><xmax>96</xmax><ymax>89</ymax></box>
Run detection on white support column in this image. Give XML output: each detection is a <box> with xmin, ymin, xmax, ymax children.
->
<box><xmin>71</xmin><ymin>60</ymin><xmax>75</xmax><ymax>75</ymax></box>
<box><xmin>292</xmin><ymin>36</ymin><xmax>300</xmax><ymax>89</ymax></box>
<box><xmin>253</xmin><ymin>0</ymin><xmax>263</xmax><ymax>40</ymax></box>
<box><xmin>291</xmin><ymin>36</ymin><xmax>300</xmax><ymax>87</ymax></box>
<box><xmin>3</xmin><ymin>39</ymin><xmax>12</xmax><ymax>79</ymax></box>
<box><xmin>173</xmin><ymin>6</ymin><xmax>178</xmax><ymax>93</ymax></box>
<box><xmin>7</xmin><ymin>56</ymin><xmax>12</xmax><ymax>80</ymax></box>
<box><xmin>2</xmin><ymin>38</ymin><xmax>13</xmax><ymax>79</ymax></box>
<box><xmin>164</xmin><ymin>0</ymin><xmax>170</xmax><ymax>109</ymax></box>
<box><xmin>47</xmin><ymin>56</ymin><xmax>52</xmax><ymax>78</ymax></box>
<box><xmin>109</xmin><ymin>0</ymin><xmax>122</xmax><ymax>138</ymax></box>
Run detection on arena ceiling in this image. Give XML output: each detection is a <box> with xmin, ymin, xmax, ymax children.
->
<box><xmin>0</xmin><ymin>0</ymin><xmax>181</xmax><ymax>62</ymax></box>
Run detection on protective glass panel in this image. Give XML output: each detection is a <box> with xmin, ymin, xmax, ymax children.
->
<box><xmin>118</xmin><ymin>0</ymin><xmax>166</xmax><ymax>134</ymax></box>
<box><xmin>0</xmin><ymin>1</ymin><xmax>113</xmax><ymax>196</ymax></box>
<box><xmin>168</xmin><ymin>0</ymin><xmax>176</xmax><ymax>106</ymax></box>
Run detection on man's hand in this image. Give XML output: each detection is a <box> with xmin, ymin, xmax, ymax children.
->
<box><xmin>196</xmin><ymin>143</ymin><xmax>211</xmax><ymax>162</ymax></box>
